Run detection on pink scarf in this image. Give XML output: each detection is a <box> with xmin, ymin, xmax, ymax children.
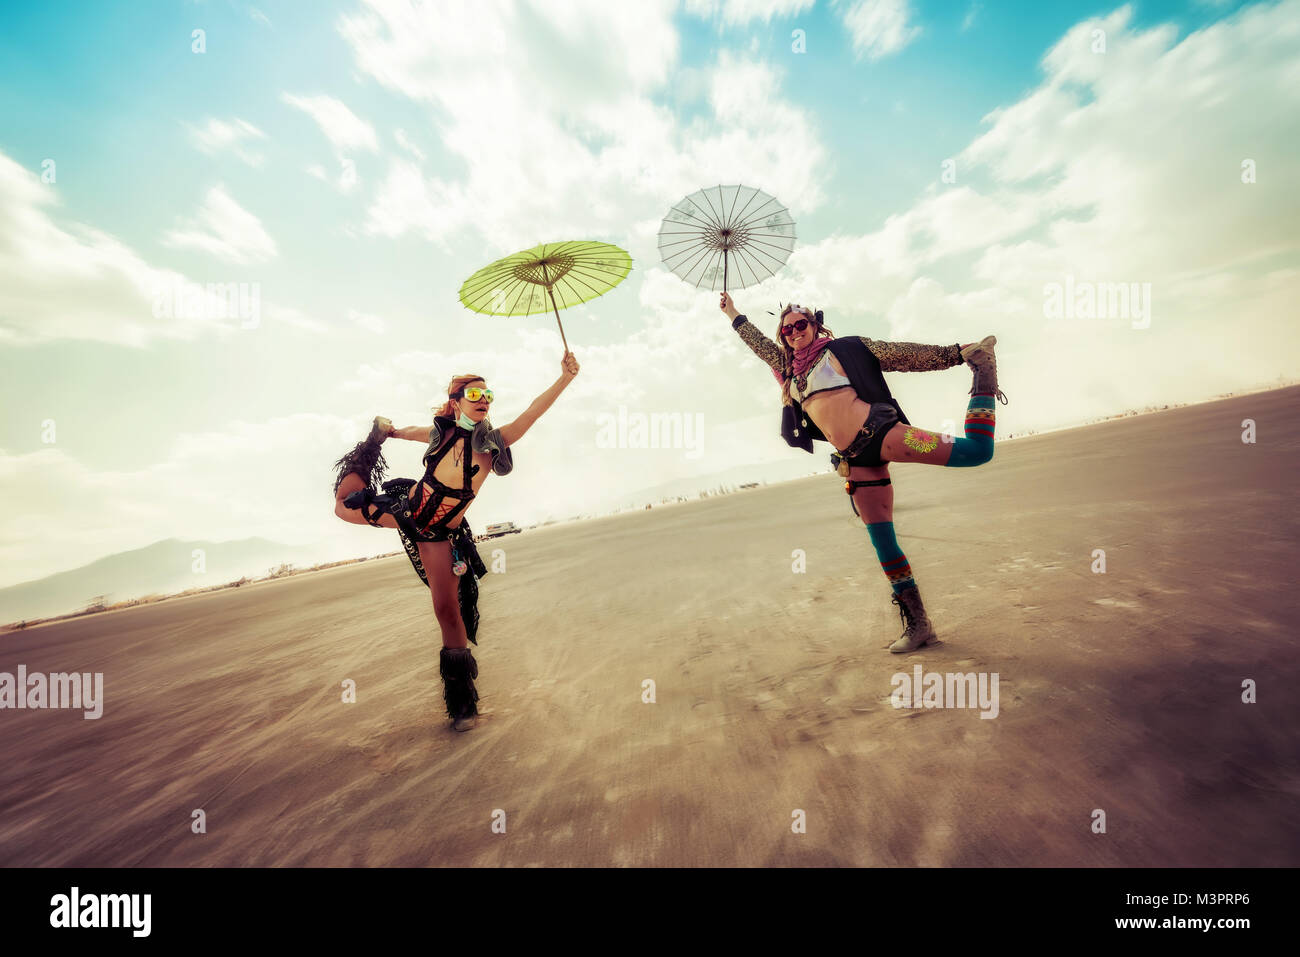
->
<box><xmin>771</xmin><ymin>334</ymin><xmax>832</xmax><ymax>384</ymax></box>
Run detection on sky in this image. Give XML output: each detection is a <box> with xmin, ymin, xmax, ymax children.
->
<box><xmin>0</xmin><ymin>0</ymin><xmax>1297</xmax><ymax>587</ymax></box>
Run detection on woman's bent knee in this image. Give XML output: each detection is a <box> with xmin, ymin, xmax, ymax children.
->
<box><xmin>946</xmin><ymin>438</ymin><xmax>994</xmax><ymax>467</ymax></box>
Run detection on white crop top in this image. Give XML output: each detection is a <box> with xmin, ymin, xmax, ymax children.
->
<box><xmin>790</xmin><ymin>350</ymin><xmax>851</xmax><ymax>402</ymax></box>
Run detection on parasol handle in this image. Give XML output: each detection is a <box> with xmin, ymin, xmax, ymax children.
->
<box><xmin>548</xmin><ymin>289</ymin><xmax>571</xmax><ymax>355</ymax></box>
<box><xmin>540</xmin><ymin>259</ymin><xmax>570</xmax><ymax>355</ymax></box>
<box><xmin>723</xmin><ymin>248</ymin><xmax>729</xmax><ymax>293</ymax></box>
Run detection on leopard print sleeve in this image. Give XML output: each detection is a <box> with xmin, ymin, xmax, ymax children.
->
<box><xmin>733</xmin><ymin>316</ymin><xmax>785</xmax><ymax>375</ymax></box>
<box><xmin>859</xmin><ymin>337</ymin><xmax>964</xmax><ymax>372</ymax></box>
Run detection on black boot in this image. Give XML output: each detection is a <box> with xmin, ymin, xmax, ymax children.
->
<box><xmin>439</xmin><ymin>647</ymin><xmax>479</xmax><ymax>731</ymax></box>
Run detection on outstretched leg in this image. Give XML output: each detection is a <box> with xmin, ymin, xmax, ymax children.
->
<box><xmin>879</xmin><ymin>334</ymin><xmax>1003</xmax><ymax>467</ymax></box>
<box><xmin>878</xmin><ymin>394</ymin><xmax>997</xmax><ymax>467</ymax></box>
<box><xmin>331</xmin><ymin>417</ymin><xmax>400</xmax><ymax>526</ymax></box>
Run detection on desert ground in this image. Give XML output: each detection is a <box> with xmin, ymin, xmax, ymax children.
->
<box><xmin>2</xmin><ymin>387</ymin><xmax>1297</xmax><ymax>866</ymax></box>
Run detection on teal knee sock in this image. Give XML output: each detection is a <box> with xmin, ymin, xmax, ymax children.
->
<box><xmin>866</xmin><ymin>522</ymin><xmax>915</xmax><ymax>593</ymax></box>
<box><xmin>945</xmin><ymin>395</ymin><xmax>996</xmax><ymax>467</ymax></box>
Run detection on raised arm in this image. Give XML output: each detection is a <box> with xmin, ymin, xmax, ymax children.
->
<box><xmin>496</xmin><ymin>352</ymin><xmax>580</xmax><ymax>448</ymax></box>
<box><xmin>720</xmin><ymin>292</ymin><xmax>784</xmax><ymax>374</ymax></box>
<box><xmin>390</xmin><ymin>424</ymin><xmax>434</xmax><ymax>442</ymax></box>
<box><xmin>365</xmin><ymin>417</ymin><xmax>430</xmax><ymax>442</ymax></box>
<box><xmin>859</xmin><ymin>337</ymin><xmax>964</xmax><ymax>373</ymax></box>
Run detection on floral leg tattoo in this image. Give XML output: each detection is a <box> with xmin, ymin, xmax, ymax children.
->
<box><xmin>901</xmin><ymin>427</ymin><xmax>940</xmax><ymax>454</ymax></box>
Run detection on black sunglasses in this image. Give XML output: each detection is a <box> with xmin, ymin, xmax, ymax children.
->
<box><xmin>781</xmin><ymin>318</ymin><xmax>811</xmax><ymax>337</ymax></box>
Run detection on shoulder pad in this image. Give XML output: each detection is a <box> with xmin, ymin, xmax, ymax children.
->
<box><xmin>472</xmin><ymin>420</ymin><xmax>514</xmax><ymax>476</ymax></box>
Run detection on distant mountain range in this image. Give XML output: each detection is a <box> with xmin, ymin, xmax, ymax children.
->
<box><xmin>0</xmin><ymin>537</ymin><xmax>321</xmax><ymax>624</ymax></box>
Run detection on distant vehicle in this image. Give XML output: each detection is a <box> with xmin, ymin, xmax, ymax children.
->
<box><xmin>478</xmin><ymin>521</ymin><xmax>522</xmax><ymax>541</ymax></box>
<box><xmin>739</xmin><ymin>482</ymin><xmax>760</xmax><ymax>489</ymax></box>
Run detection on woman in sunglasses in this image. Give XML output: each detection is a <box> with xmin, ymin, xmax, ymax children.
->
<box><xmin>331</xmin><ymin>352</ymin><xmax>580</xmax><ymax>730</ymax></box>
<box><xmin>720</xmin><ymin>292</ymin><xmax>1005</xmax><ymax>654</ymax></box>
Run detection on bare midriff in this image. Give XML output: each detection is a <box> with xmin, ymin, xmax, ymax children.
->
<box><xmin>799</xmin><ymin>354</ymin><xmax>878</xmax><ymax>450</ymax></box>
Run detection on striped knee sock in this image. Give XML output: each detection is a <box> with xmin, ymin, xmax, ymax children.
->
<box><xmin>866</xmin><ymin>522</ymin><xmax>915</xmax><ymax>593</ymax></box>
<box><xmin>945</xmin><ymin>395</ymin><xmax>996</xmax><ymax>467</ymax></box>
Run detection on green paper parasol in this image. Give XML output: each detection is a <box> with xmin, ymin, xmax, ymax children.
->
<box><xmin>458</xmin><ymin>240</ymin><xmax>633</xmax><ymax>353</ymax></box>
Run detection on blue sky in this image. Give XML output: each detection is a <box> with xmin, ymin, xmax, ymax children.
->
<box><xmin>0</xmin><ymin>0</ymin><xmax>1295</xmax><ymax>587</ymax></box>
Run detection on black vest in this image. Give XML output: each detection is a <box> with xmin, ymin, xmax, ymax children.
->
<box><xmin>780</xmin><ymin>337</ymin><xmax>910</xmax><ymax>453</ymax></box>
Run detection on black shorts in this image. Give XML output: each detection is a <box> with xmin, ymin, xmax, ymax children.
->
<box><xmin>836</xmin><ymin>400</ymin><xmax>909</xmax><ymax>468</ymax></box>
<box><xmin>844</xmin><ymin>431</ymin><xmax>890</xmax><ymax>467</ymax></box>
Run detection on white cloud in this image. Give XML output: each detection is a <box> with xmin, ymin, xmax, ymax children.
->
<box><xmin>280</xmin><ymin>92</ymin><xmax>379</xmax><ymax>152</ymax></box>
<box><xmin>348</xmin><ymin>309</ymin><xmax>386</xmax><ymax>334</ymax></box>
<box><xmin>0</xmin><ymin>152</ymin><xmax>254</xmax><ymax>345</ymax></box>
<box><xmin>836</xmin><ymin>0</ymin><xmax>922</xmax><ymax>61</ymax></box>
<box><xmin>393</xmin><ymin>127</ymin><xmax>425</xmax><ymax>161</ymax></box>
<box><xmin>343</xmin><ymin>0</ymin><xmax>826</xmax><ymax>250</ymax></box>
<box><xmin>162</xmin><ymin>184</ymin><xmax>279</xmax><ymax>264</ymax></box>
<box><xmin>960</xmin><ymin>3</ymin><xmax>1300</xmax><ymax>284</ymax></box>
<box><xmin>0</xmin><ymin>151</ymin><xmax>325</xmax><ymax>344</ymax></box>
<box><xmin>344</xmin><ymin>0</ymin><xmax>702</xmax><ymax>249</ymax></box>
<box><xmin>685</xmin><ymin>0</ymin><xmax>817</xmax><ymax>24</ymax></box>
<box><xmin>304</xmin><ymin>158</ymin><xmax>360</xmax><ymax>193</ymax></box>
<box><xmin>186</xmin><ymin>117</ymin><xmax>267</xmax><ymax>166</ymax></box>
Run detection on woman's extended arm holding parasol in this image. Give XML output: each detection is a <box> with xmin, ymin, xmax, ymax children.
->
<box><xmin>497</xmin><ymin>352</ymin><xmax>581</xmax><ymax>447</ymax></box>
<box><xmin>720</xmin><ymin>292</ymin><xmax>784</xmax><ymax>374</ymax></box>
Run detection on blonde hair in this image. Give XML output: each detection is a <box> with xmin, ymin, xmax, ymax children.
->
<box><xmin>434</xmin><ymin>373</ymin><xmax>487</xmax><ymax>420</ymax></box>
<box><xmin>774</xmin><ymin>305</ymin><xmax>833</xmax><ymax>406</ymax></box>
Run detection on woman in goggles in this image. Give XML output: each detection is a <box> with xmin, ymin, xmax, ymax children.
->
<box><xmin>720</xmin><ymin>291</ymin><xmax>1005</xmax><ymax>654</ymax></box>
<box><xmin>331</xmin><ymin>350</ymin><xmax>580</xmax><ymax>730</ymax></box>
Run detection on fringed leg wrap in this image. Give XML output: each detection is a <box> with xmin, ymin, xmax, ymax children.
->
<box><xmin>439</xmin><ymin>646</ymin><xmax>479</xmax><ymax>727</ymax></box>
<box><xmin>331</xmin><ymin>421</ymin><xmax>390</xmax><ymax>496</ymax></box>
